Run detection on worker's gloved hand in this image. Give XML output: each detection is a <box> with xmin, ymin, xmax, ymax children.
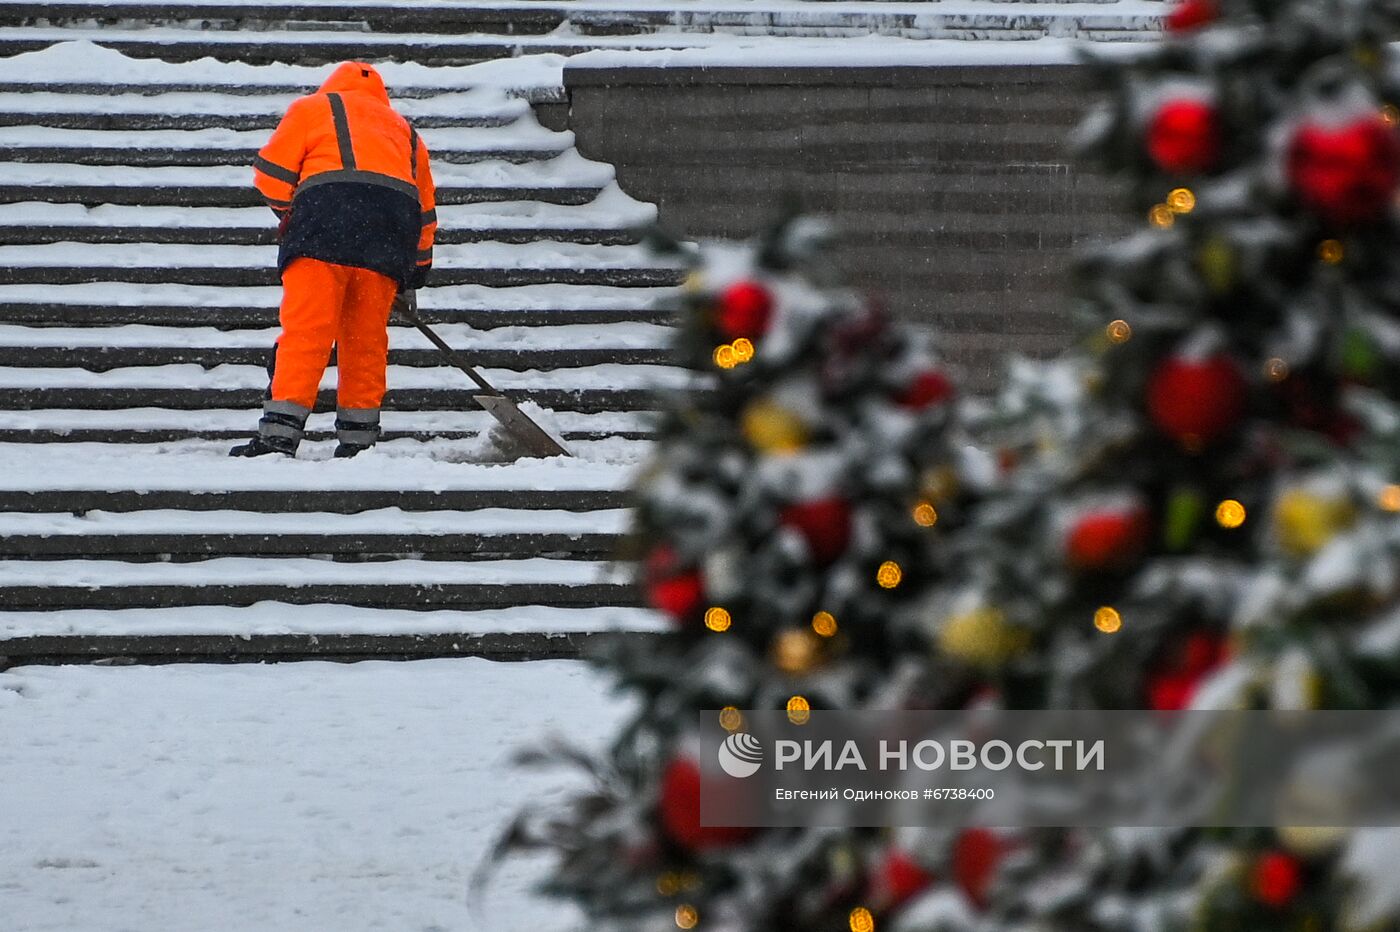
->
<box><xmin>277</xmin><ymin>211</ymin><xmax>291</xmax><ymax>242</ymax></box>
<box><xmin>409</xmin><ymin>265</ymin><xmax>430</xmax><ymax>291</ymax></box>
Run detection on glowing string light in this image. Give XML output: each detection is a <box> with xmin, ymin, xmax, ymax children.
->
<box><xmin>704</xmin><ymin>606</ymin><xmax>732</xmax><ymax>632</ymax></box>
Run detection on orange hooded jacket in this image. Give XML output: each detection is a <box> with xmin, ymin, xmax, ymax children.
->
<box><xmin>253</xmin><ymin>62</ymin><xmax>437</xmax><ymax>289</ymax></box>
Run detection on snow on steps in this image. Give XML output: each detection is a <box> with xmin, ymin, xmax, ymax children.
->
<box><xmin>0</xmin><ymin>52</ymin><xmax>678</xmax><ymax>660</ymax></box>
<box><xmin>0</xmin><ymin>2</ymin><xmax>1165</xmax><ymax>68</ymax></box>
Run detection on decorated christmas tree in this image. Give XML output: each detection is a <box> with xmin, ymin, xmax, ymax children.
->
<box><xmin>501</xmin><ymin>1</ymin><xmax>1400</xmax><ymax>928</ymax></box>
<box><xmin>859</xmin><ymin>0</ymin><xmax>1400</xmax><ymax>927</ymax></box>
<box><xmin>495</xmin><ymin>217</ymin><xmax>966</xmax><ymax>930</ymax></box>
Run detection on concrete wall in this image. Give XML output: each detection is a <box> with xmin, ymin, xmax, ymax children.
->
<box><xmin>557</xmin><ymin>64</ymin><xmax>1132</xmax><ymax>386</ymax></box>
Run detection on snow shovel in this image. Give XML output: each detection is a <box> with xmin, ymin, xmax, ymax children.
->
<box><xmin>392</xmin><ymin>292</ymin><xmax>571</xmax><ymax>459</ymax></box>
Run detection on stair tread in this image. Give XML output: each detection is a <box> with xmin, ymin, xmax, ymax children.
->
<box><xmin>0</xmin><ymin>603</ymin><xmax>663</xmax><ymax>640</ymax></box>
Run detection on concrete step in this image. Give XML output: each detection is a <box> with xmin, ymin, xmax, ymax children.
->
<box><xmin>0</xmin><ymin>264</ymin><xmax>681</xmax><ymax>287</ymax></box>
<box><xmin>0</xmin><ymin>507</ymin><xmax>629</xmax><ymax>558</ymax></box>
<box><xmin>0</xmin><ymin>224</ymin><xmax>641</xmax><ymax>246</ymax></box>
<box><xmin>0</xmin><ymin>385</ymin><xmax>662</xmax><ymax>413</ymax></box>
<box><xmin>0</xmin><ymin>182</ymin><xmax>606</xmax><ymax>207</ymax></box>
<box><xmin>0</xmin><ymin>556</ymin><xmax>637</xmax><ymax>610</ymax></box>
<box><xmin>0</xmin><ymin>302</ymin><xmax>673</xmax><ymax>329</ymax></box>
<box><xmin>0</xmin><ymin>344</ymin><xmax>672</xmax><ymax>370</ymax></box>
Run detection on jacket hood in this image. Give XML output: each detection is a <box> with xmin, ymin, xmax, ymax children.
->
<box><xmin>318</xmin><ymin>62</ymin><xmax>389</xmax><ymax>104</ymax></box>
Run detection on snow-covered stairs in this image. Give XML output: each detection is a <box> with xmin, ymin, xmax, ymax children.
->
<box><xmin>0</xmin><ymin>0</ymin><xmax>1165</xmax><ymax>65</ymax></box>
<box><xmin>0</xmin><ymin>53</ymin><xmax>677</xmax><ymax>664</ymax></box>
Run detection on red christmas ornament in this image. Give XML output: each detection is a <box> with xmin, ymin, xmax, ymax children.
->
<box><xmin>1146</xmin><ymin>98</ymin><xmax>1222</xmax><ymax>175</ymax></box>
<box><xmin>1146</xmin><ymin>354</ymin><xmax>1248</xmax><ymax>447</ymax></box>
<box><xmin>659</xmin><ymin>756</ymin><xmax>756</xmax><ymax>851</ymax></box>
<box><xmin>1065</xmin><ymin>504</ymin><xmax>1151</xmax><ymax>571</ymax></box>
<box><xmin>644</xmin><ymin>545</ymin><xmax>704</xmax><ymax>623</ymax></box>
<box><xmin>953</xmin><ymin>828</ymin><xmax>1005</xmax><ymax>909</ymax></box>
<box><xmin>1147</xmin><ymin>631</ymin><xmax>1229</xmax><ymax>711</ymax></box>
<box><xmin>1166</xmin><ymin>0</ymin><xmax>1217</xmax><ymax>33</ymax></box>
<box><xmin>1287</xmin><ymin>118</ymin><xmax>1400</xmax><ymax>227</ymax></box>
<box><xmin>868</xmin><ymin>847</ymin><xmax>935</xmax><ymax>908</ymax></box>
<box><xmin>715</xmin><ymin>281</ymin><xmax>775</xmax><ymax>341</ymax></box>
<box><xmin>896</xmin><ymin>369</ymin><xmax>955</xmax><ymax>410</ymax></box>
<box><xmin>779</xmin><ymin>497</ymin><xmax>853</xmax><ymax>566</ymax></box>
<box><xmin>1250</xmin><ymin>850</ymin><xmax>1304</xmax><ymax>909</ymax></box>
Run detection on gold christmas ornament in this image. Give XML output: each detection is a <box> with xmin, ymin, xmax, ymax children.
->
<box><xmin>719</xmin><ymin>706</ymin><xmax>743</xmax><ymax>732</ymax></box>
<box><xmin>938</xmin><ymin>606</ymin><xmax>1029</xmax><ymax>666</ymax></box>
<box><xmin>704</xmin><ymin>606</ymin><xmax>732</xmax><ymax>632</ymax></box>
<box><xmin>675</xmin><ymin>904</ymin><xmax>699</xmax><ymax>929</ymax></box>
<box><xmin>1215</xmin><ymin>499</ymin><xmax>1247</xmax><ymax>529</ymax></box>
<box><xmin>1167</xmin><ymin>187</ymin><xmax>1197</xmax><ymax>213</ymax></box>
<box><xmin>811</xmin><ymin>610</ymin><xmax>839</xmax><ymax>638</ymax></box>
<box><xmin>1106</xmin><ymin>319</ymin><xmax>1133</xmax><ymax>344</ymax></box>
<box><xmin>912</xmin><ymin>501</ymin><xmax>939</xmax><ymax>527</ymax></box>
<box><xmin>1274</xmin><ymin>489</ymin><xmax>1356</xmax><ymax>557</ymax></box>
<box><xmin>849</xmin><ymin>907</ymin><xmax>876</xmax><ymax>932</ymax></box>
<box><xmin>772</xmin><ymin>628</ymin><xmax>821</xmax><ymax>674</ymax></box>
<box><xmin>876</xmin><ymin>561</ymin><xmax>903</xmax><ymax>589</ymax></box>
<box><xmin>741</xmin><ymin>400</ymin><xmax>809</xmax><ymax>454</ymax></box>
<box><xmin>786</xmin><ymin>695</ymin><xmax>812</xmax><ymax>725</ymax></box>
<box><xmin>1094</xmin><ymin>606</ymin><xmax>1123</xmax><ymax>634</ymax></box>
<box><xmin>1379</xmin><ymin>484</ymin><xmax>1400</xmax><ymax>512</ymax></box>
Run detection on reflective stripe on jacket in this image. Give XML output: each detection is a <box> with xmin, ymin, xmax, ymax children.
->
<box><xmin>253</xmin><ymin>61</ymin><xmax>437</xmax><ymax>288</ymax></box>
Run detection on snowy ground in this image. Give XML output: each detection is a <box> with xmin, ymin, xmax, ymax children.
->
<box><xmin>0</xmin><ymin>658</ymin><xmax>623</xmax><ymax>931</ymax></box>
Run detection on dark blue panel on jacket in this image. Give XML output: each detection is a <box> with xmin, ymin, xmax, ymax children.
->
<box><xmin>279</xmin><ymin>182</ymin><xmax>419</xmax><ymax>288</ymax></box>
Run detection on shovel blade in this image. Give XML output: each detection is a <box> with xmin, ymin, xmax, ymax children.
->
<box><xmin>474</xmin><ymin>394</ymin><xmax>571</xmax><ymax>459</ymax></box>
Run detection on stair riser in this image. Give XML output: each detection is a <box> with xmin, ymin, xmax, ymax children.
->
<box><xmin>0</xmin><ymin>583</ymin><xmax>639</xmax><ymax>610</ymax></box>
<box><xmin>0</xmin><ymin>267</ymin><xmax>682</xmax><ymax>287</ymax></box>
<box><xmin>0</xmin><ymin>532</ymin><xmax>621</xmax><ymax>558</ymax></box>
<box><xmin>0</xmin><ymin>147</ymin><xmax>568</xmax><ymax>166</ymax></box>
<box><xmin>0</xmin><ymin>347</ymin><xmax>671</xmax><ymax>370</ymax></box>
<box><xmin>0</xmin><ymin>490</ymin><xmax>633</xmax><ymax>513</ymax></box>
<box><xmin>0</xmin><ymin>306</ymin><xmax>673</xmax><ymax>329</ymax></box>
<box><xmin>0</xmin><ymin>388</ymin><xmax>660</xmax><ymax>412</ymax></box>
<box><xmin>0</xmin><ymin>226</ymin><xmax>640</xmax><ymax>247</ymax></box>
<box><xmin>0</xmin><ymin>185</ymin><xmax>600</xmax><ymax>206</ymax></box>
<box><xmin>0</xmin><ymin>112</ymin><xmax>515</xmax><ymax>130</ymax></box>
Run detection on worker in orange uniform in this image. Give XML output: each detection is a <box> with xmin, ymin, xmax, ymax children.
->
<box><xmin>231</xmin><ymin>61</ymin><xmax>437</xmax><ymax>458</ymax></box>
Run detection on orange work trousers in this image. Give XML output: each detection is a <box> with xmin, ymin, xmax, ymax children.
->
<box><xmin>270</xmin><ymin>257</ymin><xmax>398</xmax><ymax>412</ymax></box>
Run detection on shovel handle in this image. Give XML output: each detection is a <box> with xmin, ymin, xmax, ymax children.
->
<box><xmin>393</xmin><ymin>292</ymin><xmax>499</xmax><ymax>396</ymax></box>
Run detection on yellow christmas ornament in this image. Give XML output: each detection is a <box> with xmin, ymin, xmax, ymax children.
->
<box><xmin>1274</xmin><ymin>489</ymin><xmax>1356</xmax><ymax>557</ymax></box>
<box><xmin>772</xmin><ymin>628</ymin><xmax>822</xmax><ymax>674</ymax></box>
<box><xmin>920</xmin><ymin>465</ymin><xmax>960</xmax><ymax>503</ymax></box>
<box><xmin>741</xmin><ymin>400</ymin><xmax>808</xmax><ymax>454</ymax></box>
<box><xmin>1197</xmin><ymin>236</ymin><xmax>1237</xmax><ymax>294</ymax></box>
<box><xmin>938</xmin><ymin>607</ymin><xmax>1029</xmax><ymax>667</ymax></box>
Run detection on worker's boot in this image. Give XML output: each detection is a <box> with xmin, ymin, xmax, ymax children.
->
<box><xmin>230</xmin><ymin>401</ymin><xmax>307</xmax><ymax>458</ymax></box>
<box><xmin>333</xmin><ymin>407</ymin><xmax>380</xmax><ymax>460</ymax></box>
